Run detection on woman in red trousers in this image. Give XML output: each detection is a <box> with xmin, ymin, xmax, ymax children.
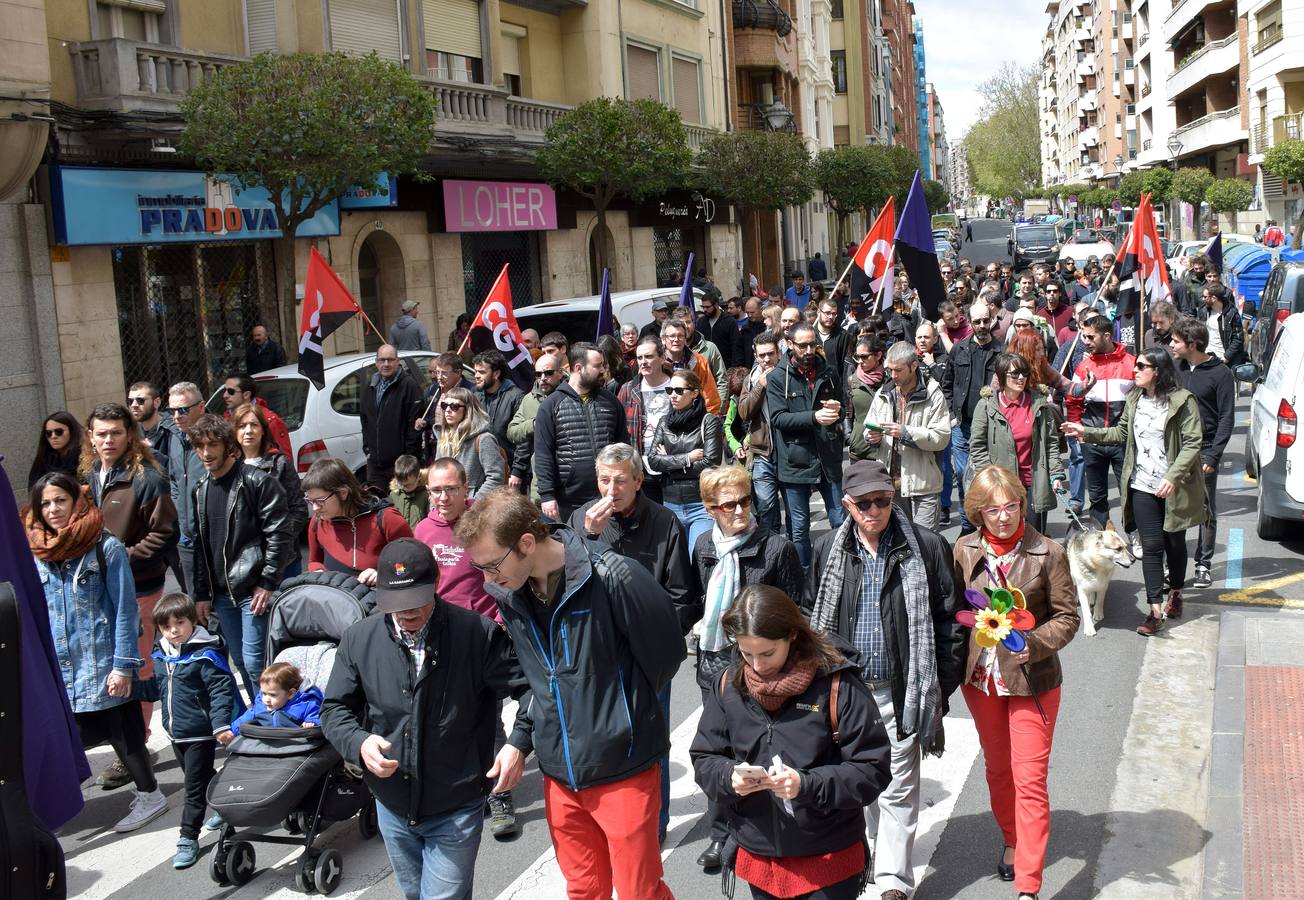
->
<box><xmin>952</xmin><ymin>465</ymin><xmax>1079</xmax><ymax>900</ymax></box>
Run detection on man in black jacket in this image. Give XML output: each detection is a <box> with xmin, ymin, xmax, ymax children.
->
<box><xmin>816</xmin><ymin>297</ymin><xmax>853</xmax><ymax>377</ymax></box>
<box><xmin>245</xmin><ymin>324</ymin><xmax>286</xmax><ymax>375</ymax></box>
<box><xmin>696</xmin><ymin>292</ymin><xmax>739</xmax><ymax>368</ymax></box>
<box><xmin>459</xmin><ymin>489</ymin><xmax>684</xmax><ymax>900</ymax></box>
<box><xmin>187</xmin><ymin>415</ymin><xmax>290</xmax><ymax>695</ymax></box>
<box><xmin>768</xmin><ymin>322</ymin><xmax>848</xmax><ymax>568</ymax></box>
<box><xmin>534</xmin><ymin>342</ymin><xmax>629</xmax><ymax>522</ymax></box>
<box><xmin>941</xmin><ymin>302</ymin><xmax>1005</xmax><ymax>533</ymax></box>
<box><xmin>473</xmin><ymin>349</ymin><xmax>524</xmax><ymax>461</ymax></box>
<box><xmin>808</xmin><ymin>460</ymin><xmax>965</xmax><ymax>899</ymax></box>
<box><xmin>321</xmin><ymin>539</ymin><xmax>529</xmax><ymax>900</ymax></box>
<box><xmin>1199</xmin><ymin>282</ymin><xmax>1246</xmax><ymax>366</ymax></box>
<box><xmin>360</xmin><ymin>344</ymin><xmax>424</xmax><ymax>495</ymax></box>
<box><xmin>1172</xmin><ymin>317</ymin><xmax>1236</xmax><ymax>590</ymax></box>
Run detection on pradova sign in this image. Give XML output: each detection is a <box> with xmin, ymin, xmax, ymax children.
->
<box><xmin>442</xmin><ymin>179</ymin><xmax>558</xmax><ymax>233</ymax></box>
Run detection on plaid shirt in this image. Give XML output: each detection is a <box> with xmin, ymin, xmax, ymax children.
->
<box><xmin>853</xmin><ymin>524</ymin><xmax>893</xmax><ymax>682</ymax></box>
<box><xmin>391</xmin><ymin>616</ymin><xmax>429</xmax><ymax>673</ymax></box>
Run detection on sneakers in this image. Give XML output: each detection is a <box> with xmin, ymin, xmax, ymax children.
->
<box><xmin>1136</xmin><ymin>614</ymin><xmax>1163</xmax><ymax>637</ymax></box>
<box><xmin>939</xmin><ymin>508</ymin><xmax>951</xmax><ymax>527</ymax></box>
<box><xmin>1165</xmin><ymin>590</ymin><xmax>1184</xmax><ymax>620</ymax></box>
<box><xmin>95</xmin><ymin>758</ymin><xmax>132</xmax><ymax>790</ymax></box>
<box><xmin>1193</xmin><ymin>566</ymin><xmax>1213</xmax><ymax>589</ymax></box>
<box><xmin>113</xmin><ymin>789</ymin><xmax>168</xmax><ymax>833</ymax></box>
<box><xmin>487</xmin><ymin>792</ymin><xmax>519</xmax><ymax>839</ymax></box>
<box><xmin>1128</xmin><ymin>532</ymin><xmax>1143</xmax><ymax>558</ymax></box>
<box><xmin>204</xmin><ymin>813</ymin><xmax>226</xmax><ymax>832</ymax></box>
<box><xmin>172</xmin><ymin>838</ymin><xmax>199</xmax><ymax>869</ymax></box>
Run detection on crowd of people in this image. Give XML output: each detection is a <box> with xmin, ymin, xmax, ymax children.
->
<box><xmin>20</xmin><ymin>242</ymin><xmax>1247</xmax><ymax>900</ymax></box>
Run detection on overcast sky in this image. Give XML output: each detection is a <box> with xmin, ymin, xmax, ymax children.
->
<box><xmin>911</xmin><ymin>0</ymin><xmax>1048</xmax><ymax>141</ymax></box>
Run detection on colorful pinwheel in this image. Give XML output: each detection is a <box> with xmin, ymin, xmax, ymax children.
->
<box><xmin>957</xmin><ymin>587</ymin><xmax>1036</xmax><ymax>651</ymax></box>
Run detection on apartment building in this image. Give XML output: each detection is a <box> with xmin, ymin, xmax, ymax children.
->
<box><xmin>796</xmin><ymin>0</ymin><xmax>835</xmax><ymax>276</ymax></box>
<box><xmin>882</xmin><ymin>0</ymin><xmax>920</xmax><ymax>152</ymax></box>
<box><xmin>913</xmin><ymin>16</ymin><xmax>930</xmax><ymax>174</ymax></box>
<box><xmin>1162</xmin><ymin>0</ymin><xmax>1247</xmax><ymax>179</ymax></box>
<box><xmin>30</xmin><ymin>0</ymin><xmax>739</xmax><ymax>426</ymax></box>
<box><xmin>949</xmin><ymin>139</ymin><xmax>974</xmax><ymax>210</ymax></box>
<box><xmin>829</xmin><ymin>0</ymin><xmax>892</xmax><ymax>147</ymax></box>
<box><xmin>1129</xmin><ymin>0</ymin><xmax>1177</xmax><ymax>172</ymax></box>
<box><xmin>927</xmin><ymin>84</ymin><xmax>948</xmax><ymax>184</ymax></box>
<box><xmin>1245</xmin><ymin>0</ymin><xmax>1304</xmax><ymax>233</ymax></box>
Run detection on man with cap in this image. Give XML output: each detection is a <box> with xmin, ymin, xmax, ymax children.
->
<box><xmin>390</xmin><ymin>299</ymin><xmax>432</xmax><ymax>351</ymax></box>
<box><xmin>806</xmin><ymin>459</ymin><xmax>966</xmax><ymax>900</ymax></box>
<box><xmin>640</xmin><ymin>298</ymin><xmax>675</xmax><ymax>341</ymax></box>
<box><xmin>321</xmin><ymin>538</ymin><xmax>529</xmax><ymax>900</ymax></box>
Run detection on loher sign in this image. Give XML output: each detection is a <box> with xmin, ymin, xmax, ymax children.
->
<box><xmin>442</xmin><ymin>179</ymin><xmax>557</xmax><ymax>233</ymax></box>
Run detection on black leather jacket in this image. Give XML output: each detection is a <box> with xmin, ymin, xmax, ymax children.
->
<box><xmin>647</xmin><ymin>406</ymin><xmax>724</xmax><ymax>505</ymax></box>
<box><xmin>190</xmin><ymin>460</ymin><xmax>292</xmax><ymax>604</ymax></box>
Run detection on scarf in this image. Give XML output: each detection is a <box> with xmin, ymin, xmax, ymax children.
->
<box><xmin>809</xmin><ymin>509</ymin><xmax>942</xmax><ymax>752</ymax></box>
<box><xmin>743</xmin><ymin>658</ymin><xmax>818</xmax><ymax>712</ymax></box>
<box><xmin>982</xmin><ymin>521</ymin><xmax>1025</xmax><ymax>559</ymax></box>
<box><xmin>664</xmin><ymin>396</ymin><xmax>707</xmax><ymax>433</ymax></box>
<box><xmin>854</xmin><ymin>365</ymin><xmax>883</xmax><ymax>388</ymax></box>
<box><xmin>700</xmin><ymin>517</ymin><xmax>758</xmax><ymax>653</ymax></box>
<box><xmin>25</xmin><ymin>486</ymin><xmax>104</xmax><ymax>562</ymax></box>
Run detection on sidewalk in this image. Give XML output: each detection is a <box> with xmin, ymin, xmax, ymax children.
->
<box><xmin>1203</xmin><ymin>610</ymin><xmax>1304</xmax><ymax>899</ymax></box>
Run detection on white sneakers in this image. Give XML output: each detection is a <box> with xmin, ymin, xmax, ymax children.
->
<box><xmin>113</xmin><ymin>789</ymin><xmax>169</xmax><ymax>833</ymax></box>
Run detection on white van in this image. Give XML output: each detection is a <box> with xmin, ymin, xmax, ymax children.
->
<box><xmin>1236</xmin><ymin>312</ymin><xmax>1304</xmax><ymax>539</ymax></box>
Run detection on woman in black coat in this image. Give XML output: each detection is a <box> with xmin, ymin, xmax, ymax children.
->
<box><xmin>691</xmin><ymin>584</ymin><xmax>892</xmax><ymax>899</ymax></box>
<box><xmin>28</xmin><ymin>411</ymin><xmax>83</xmax><ymax>489</ymax></box>
<box><xmin>648</xmin><ymin>369</ymin><xmax>723</xmax><ymax>551</ymax></box>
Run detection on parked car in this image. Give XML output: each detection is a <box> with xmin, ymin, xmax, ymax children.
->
<box><xmin>1056</xmin><ymin>229</ymin><xmax>1116</xmax><ymax>267</ymax></box>
<box><xmin>1008</xmin><ymin>223</ymin><xmax>1062</xmax><ymax>268</ymax></box>
<box><xmin>1248</xmin><ymin>261</ymin><xmax>1304</xmax><ymax>374</ymax></box>
<box><xmin>204</xmin><ymin>350</ymin><xmax>437</xmax><ymax>475</ymax></box>
<box><xmin>1236</xmin><ymin>312</ymin><xmax>1304</xmax><ymax>539</ymax></box>
<box><xmin>512</xmin><ymin>286</ymin><xmax>705</xmax><ymax>345</ymax></box>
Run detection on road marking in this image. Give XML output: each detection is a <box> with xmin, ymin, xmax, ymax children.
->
<box><xmin>1225</xmin><ymin>528</ymin><xmax>1244</xmax><ymax>589</ymax></box>
<box><xmin>1218</xmin><ymin>571</ymin><xmax>1304</xmax><ymax>605</ymax></box>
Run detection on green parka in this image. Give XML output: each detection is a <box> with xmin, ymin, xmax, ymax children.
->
<box><xmin>969</xmin><ymin>385</ymin><xmax>1066</xmax><ymax>513</ymax></box>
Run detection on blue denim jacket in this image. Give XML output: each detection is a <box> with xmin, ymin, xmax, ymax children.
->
<box><xmin>38</xmin><ymin>534</ymin><xmax>142</xmax><ymax>713</ymax></box>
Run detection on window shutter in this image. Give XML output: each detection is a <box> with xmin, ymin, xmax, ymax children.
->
<box><xmin>500</xmin><ymin>32</ymin><xmax>521</xmax><ymax>76</ymax></box>
<box><xmin>423</xmin><ymin>0</ymin><xmax>482</xmax><ymax>58</ymax></box>
<box><xmin>627</xmin><ymin>45</ymin><xmax>661</xmax><ymax>101</ymax></box>
<box><xmin>245</xmin><ymin>0</ymin><xmax>277</xmax><ymax>55</ymax></box>
<box><xmin>671</xmin><ymin>57</ymin><xmax>701</xmax><ymax>124</ymax></box>
<box><xmin>329</xmin><ymin>0</ymin><xmax>402</xmax><ymax>62</ymax></box>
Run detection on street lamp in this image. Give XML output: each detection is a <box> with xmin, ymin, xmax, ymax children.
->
<box><xmin>1166</xmin><ymin>136</ymin><xmax>1183</xmax><ymax>238</ymax></box>
<box><xmin>761</xmin><ymin>100</ymin><xmax>796</xmax><ymax>133</ymax></box>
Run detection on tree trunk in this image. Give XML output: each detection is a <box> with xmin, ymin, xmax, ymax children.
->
<box><xmin>278</xmin><ymin>231</ymin><xmax>299</xmax><ymax>361</ymax></box>
<box><xmin>1293</xmin><ymin>209</ymin><xmax>1304</xmax><ymax>251</ymax></box>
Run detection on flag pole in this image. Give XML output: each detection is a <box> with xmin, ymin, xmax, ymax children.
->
<box><xmin>829</xmin><ymin>256</ymin><xmax>858</xmax><ymax>297</ymax></box>
<box><xmin>1138</xmin><ymin>193</ymin><xmax>1148</xmax><ymax>349</ymax></box>
<box><xmin>357</xmin><ymin>307</ymin><xmax>381</xmax><ymax>339</ymax></box>
<box><xmin>872</xmin><ymin>247</ymin><xmax>897</xmax><ymax>313</ymax></box>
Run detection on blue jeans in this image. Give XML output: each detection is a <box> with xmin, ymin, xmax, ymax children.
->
<box><xmin>951</xmin><ymin>423</ymin><xmax>972</xmax><ymax>530</ymax></box>
<box><xmin>782</xmin><ymin>480</ymin><xmax>846</xmax><ymax>569</ymax></box>
<box><xmin>1067</xmin><ymin>436</ymin><xmax>1085</xmax><ymax>508</ymax></box>
<box><xmin>375</xmin><ymin>799</ymin><xmax>483</xmax><ymax>900</ymax></box>
<box><xmin>751</xmin><ymin>456</ymin><xmax>783</xmax><ymax>533</ymax></box>
<box><xmin>663</xmin><ymin>499</ymin><xmax>712</xmax><ymax>552</ymax></box>
<box><xmin>212</xmin><ymin>592</ymin><xmax>267</xmax><ymax>698</ymax></box>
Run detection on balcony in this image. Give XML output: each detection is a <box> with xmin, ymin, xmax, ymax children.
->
<box><xmin>69</xmin><ymin>38</ymin><xmax>245</xmax><ymax>114</ymax></box>
<box><xmin>1253</xmin><ymin>22</ymin><xmax>1284</xmax><ymax>55</ymax></box>
<box><xmin>1123</xmin><ymin>67</ymin><xmax>1135</xmax><ymax>85</ymax></box>
<box><xmin>427</xmin><ymin>79</ymin><xmax>570</xmax><ymax>144</ymax></box>
<box><xmin>1273</xmin><ymin>112</ymin><xmax>1304</xmax><ymax>147</ymax></box>
<box><xmin>1167</xmin><ymin>34</ymin><xmax>1238</xmax><ymax>99</ymax></box>
<box><xmin>1078</xmin><ymin>125</ymin><xmax>1100</xmax><ymax>148</ymax></box>
<box><xmin>1252</xmin><ymin>121</ymin><xmax>1270</xmax><ymax>156</ymax></box>
<box><xmin>1080</xmin><ymin>89</ymin><xmax>1098</xmax><ymax>111</ymax></box>
<box><xmin>1172</xmin><ymin>105</ymin><xmax>1245</xmax><ymax>156</ymax></box>
<box><xmin>732</xmin><ymin>0</ymin><xmax>793</xmax><ymax>36</ymax></box>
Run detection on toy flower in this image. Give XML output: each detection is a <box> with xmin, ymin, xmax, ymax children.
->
<box><xmin>957</xmin><ymin>587</ymin><xmax>1036</xmax><ymax>652</ymax></box>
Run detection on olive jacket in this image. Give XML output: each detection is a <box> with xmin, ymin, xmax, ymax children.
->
<box><xmin>968</xmin><ymin>386</ymin><xmax>1066</xmax><ymax>513</ymax></box>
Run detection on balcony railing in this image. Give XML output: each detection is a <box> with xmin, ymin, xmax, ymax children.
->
<box><xmin>1253</xmin><ymin>23</ymin><xmax>1284</xmax><ymax>54</ymax></box>
<box><xmin>1274</xmin><ymin>112</ymin><xmax>1304</xmax><ymax>147</ymax></box>
<box><xmin>685</xmin><ymin>124</ymin><xmax>718</xmax><ymax>151</ymax></box>
<box><xmin>1170</xmin><ymin>33</ymin><xmax>1237</xmax><ymax>77</ymax></box>
<box><xmin>732</xmin><ymin>0</ymin><xmax>793</xmax><ymax>36</ymax></box>
<box><xmin>69</xmin><ymin>37</ymin><xmax>245</xmax><ymax>113</ymax></box>
<box><xmin>426</xmin><ymin>78</ymin><xmax>570</xmax><ymax>143</ymax></box>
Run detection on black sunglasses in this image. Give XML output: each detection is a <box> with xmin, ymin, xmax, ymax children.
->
<box><xmin>1134</xmin><ymin>361</ymin><xmax>1155</xmax><ymax>370</ymax></box>
<box><xmin>126</xmin><ymin>397</ymin><xmax>150</xmax><ymax>405</ymax></box>
<box><xmin>439</xmin><ymin>401</ymin><xmax>465</xmax><ymax>410</ymax></box>
<box><xmin>168</xmin><ymin>405</ymin><xmax>194</xmax><ymax>415</ymax></box>
<box><xmin>852</xmin><ymin>497</ymin><xmax>893</xmax><ymax>512</ymax></box>
<box><xmin>222</xmin><ymin>387</ymin><xmax>241</xmax><ymax>395</ymax></box>
<box><xmin>535</xmin><ymin>369</ymin><xmax>559</xmax><ymax>378</ymax></box>
<box><xmin>45</xmin><ymin>427</ymin><xmax>67</xmax><ymax>438</ymax></box>
<box><xmin>666</xmin><ymin>386</ymin><xmax>694</xmax><ymax>395</ymax></box>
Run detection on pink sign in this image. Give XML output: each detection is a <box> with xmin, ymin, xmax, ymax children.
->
<box><xmin>443</xmin><ymin>180</ymin><xmax>557</xmax><ymax>232</ymax></box>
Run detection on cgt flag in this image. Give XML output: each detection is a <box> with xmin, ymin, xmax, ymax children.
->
<box><xmin>467</xmin><ymin>263</ymin><xmax>536</xmax><ymax>391</ymax></box>
<box><xmin>852</xmin><ymin>196</ymin><xmax>896</xmax><ymax>312</ymax></box>
<box><xmin>1114</xmin><ymin>192</ymin><xmax>1172</xmax><ymax>320</ymax></box>
<box><xmin>298</xmin><ymin>246</ymin><xmax>362</xmax><ymax>390</ymax></box>
<box><xmin>1206</xmin><ymin>231</ymin><xmax>1223</xmax><ymax>275</ymax></box>
<box><xmin>893</xmin><ymin>172</ymin><xmax>946</xmax><ymax>321</ymax></box>
<box><xmin>595</xmin><ymin>268</ymin><xmax>614</xmax><ymax>341</ymax></box>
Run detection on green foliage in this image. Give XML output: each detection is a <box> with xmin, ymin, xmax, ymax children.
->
<box><xmin>699</xmin><ymin>130</ymin><xmax>814</xmax><ymax>211</ymax></box>
<box><xmin>813</xmin><ymin>145</ymin><xmax>894</xmax><ymax>219</ymax></box>
<box><xmin>536</xmin><ymin>97</ymin><xmax>691</xmax><ymax>209</ymax></box>
<box><xmin>1083</xmin><ymin>187</ymin><xmax>1118</xmax><ymax>211</ymax></box>
<box><xmin>1264</xmin><ymin>139</ymin><xmax>1304</xmax><ymax>183</ymax></box>
<box><xmin>180</xmin><ymin>52</ymin><xmax>435</xmax><ymax>228</ymax></box>
<box><xmin>1118</xmin><ymin>170</ymin><xmax>1148</xmax><ymax>208</ymax></box>
<box><xmin>1204</xmin><ymin>178</ymin><xmax>1254</xmax><ymax>213</ymax></box>
<box><xmin>1171</xmin><ymin>167</ymin><xmax>1215</xmax><ymax>206</ymax></box>
<box><xmin>923</xmin><ymin>179</ymin><xmax>950</xmax><ymax>213</ymax></box>
<box><xmin>885</xmin><ymin>145</ymin><xmax>922</xmax><ymax>205</ymax></box>
<box><xmin>1140</xmin><ymin>167</ymin><xmax>1173</xmax><ymax>204</ymax></box>
<box><xmin>964</xmin><ymin>63</ymin><xmax>1041</xmax><ymax>199</ymax></box>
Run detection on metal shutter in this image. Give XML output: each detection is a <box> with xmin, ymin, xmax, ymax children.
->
<box><xmin>329</xmin><ymin>0</ymin><xmax>402</xmax><ymax>62</ymax></box>
<box><xmin>245</xmin><ymin>0</ymin><xmax>277</xmax><ymax>55</ymax></box>
<box><xmin>627</xmin><ymin>45</ymin><xmax>661</xmax><ymax>101</ymax></box>
<box><xmin>671</xmin><ymin>57</ymin><xmax>701</xmax><ymax>124</ymax></box>
<box><xmin>423</xmin><ymin>0</ymin><xmax>482</xmax><ymax>58</ymax></box>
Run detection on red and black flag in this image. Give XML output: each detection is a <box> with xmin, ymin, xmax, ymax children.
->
<box><xmin>467</xmin><ymin>263</ymin><xmax>536</xmax><ymax>391</ymax></box>
<box><xmin>298</xmin><ymin>247</ymin><xmax>362</xmax><ymax>390</ymax></box>
<box><xmin>1114</xmin><ymin>193</ymin><xmax>1172</xmax><ymax>319</ymax></box>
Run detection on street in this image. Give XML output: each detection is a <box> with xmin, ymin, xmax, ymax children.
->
<box><xmin>55</xmin><ymin>391</ymin><xmax>1301</xmax><ymax>899</ymax></box>
<box><xmin>958</xmin><ymin>218</ymin><xmax>1016</xmax><ymax>268</ymax></box>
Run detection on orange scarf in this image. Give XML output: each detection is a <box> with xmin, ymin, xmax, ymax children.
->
<box><xmin>25</xmin><ymin>486</ymin><xmax>105</xmax><ymax>562</ymax></box>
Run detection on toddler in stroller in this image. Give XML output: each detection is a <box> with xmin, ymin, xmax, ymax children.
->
<box><xmin>206</xmin><ymin>572</ymin><xmax>379</xmax><ymax>895</ymax></box>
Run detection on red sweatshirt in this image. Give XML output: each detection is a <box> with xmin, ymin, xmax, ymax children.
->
<box><xmin>307</xmin><ymin>503</ymin><xmax>412</xmax><ymax>576</ymax></box>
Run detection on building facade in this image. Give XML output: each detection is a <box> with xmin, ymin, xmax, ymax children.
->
<box><xmin>882</xmin><ymin>0</ymin><xmax>919</xmax><ymax>152</ymax></box>
<box><xmin>927</xmin><ymin>83</ymin><xmax>948</xmax><ymax>184</ymax></box>
<box><xmin>913</xmin><ymin>15</ymin><xmax>930</xmax><ymax>174</ymax></box>
<box><xmin>1244</xmin><ymin>0</ymin><xmax>1301</xmax><ymax>235</ymax></box>
<box><xmin>949</xmin><ymin>139</ymin><xmax>973</xmax><ymax>211</ymax></box>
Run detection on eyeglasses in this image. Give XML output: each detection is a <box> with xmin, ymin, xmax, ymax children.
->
<box><xmin>45</xmin><ymin>427</ymin><xmax>67</xmax><ymax>438</ymax></box>
<box><xmin>535</xmin><ymin>370</ymin><xmax>559</xmax><ymax>378</ymax></box>
<box><xmin>854</xmin><ymin>353</ymin><xmax>874</xmax><ymax>361</ymax></box>
<box><xmin>126</xmin><ymin>397</ymin><xmax>150</xmax><ymax>406</ymax></box>
<box><xmin>792</xmin><ymin>341</ymin><xmax>818</xmax><ymax>350</ymax></box>
<box><xmin>1007</xmin><ymin>371</ymin><xmax>1029</xmax><ymax>380</ymax></box>
<box><xmin>222</xmin><ymin>387</ymin><xmax>240</xmax><ymax>395</ymax></box>
<box><xmin>981</xmin><ymin>502</ymin><xmax>1022</xmax><ymax>518</ymax></box>
<box><xmin>377</xmin><ymin>357</ymin><xmax>399</xmax><ymax>364</ymax></box>
<box><xmin>428</xmin><ymin>485</ymin><xmax>465</xmax><ymax>496</ymax></box>
<box><xmin>709</xmin><ymin>496</ymin><xmax>751</xmax><ymax>513</ymax></box>
<box><xmin>666</xmin><ymin>386</ymin><xmax>694</xmax><ymax>396</ymax></box>
<box><xmin>851</xmin><ymin>496</ymin><xmax>893</xmax><ymax>512</ymax></box>
<box><xmin>1134</xmin><ymin>361</ymin><xmax>1154</xmax><ymax>370</ymax></box>
<box><xmin>167</xmin><ymin>405</ymin><xmax>194</xmax><ymax>416</ymax></box>
<box><xmin>439</xmin><ymin>401</ymin><xmax>465</xmax><ymax>411</ymax></box>
<box><xmin>470</xmin><ymin>544</ymin><xmax>516</xmax><ymax>575</ymax></box>
<box><xmin>303</xmin><ymin>494</ymin><xmax>334</xmax><ymax>508</ymax></box>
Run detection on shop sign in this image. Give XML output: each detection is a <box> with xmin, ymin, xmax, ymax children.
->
<box><xmin>442</xmin><ymin>180</ymin><xmax>557</xmax><ymax>232</ymax></box>
<box><xmin>629</xmin><ymin>189</ymin><xmax>721</xmax><ymax>228</ymax></box>
<box><xmin>340</xmin><ymin>172</ymin><xmax>399</xmax><ymax>209</ymax></box>
<box><xmin>48</xmin><ymin>166</ymin><xmax>341</xmax><ymax>246</ymax></box>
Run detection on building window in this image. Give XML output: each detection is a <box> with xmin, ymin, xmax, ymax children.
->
<box><xmin>831</xmin><ymin>50</ymin><xmax>847</xmax><ymax>94</ymax></box>
<box><xmin>671</xmin><ymin>56</ymin><xmax>702</xmax><ymax>125</ymax></box>
<box><xmin>429</xmin><ymin>51</ymin><xmax>483</xmax><ymax>82</ymax></box>
<box><xmin>831</xmin><ymin>0</ymin><xmax>844</xmax><ymax>17</ymax></box>
<box><xmin>330</xmin><ymin>0</ymin><xmax>404</xmax><ymax>62</ymax></box>
<box><xmin>423</xmin><ymin>0</ymin><xmax>483</xmax><ymax>77</ymax></box>
<box><xmin>627</xmin><ymin>44</ymin><xmax>662</xmax><ymax>101</ymax></box>
<box><xmin>245</xmin><ymin>0</ymin><xmax>278</xmax><ymax>54</ymax></box>
<box><xmin>96</xmin><ymin>0</ymin><xmax>165</xmax><ymax>42</ymax></box>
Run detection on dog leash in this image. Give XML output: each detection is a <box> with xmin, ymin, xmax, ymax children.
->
<box><xmin>1055</xmin><ymin>485</ymin><xmax>1089</xmax><ymax>533</ymax></box>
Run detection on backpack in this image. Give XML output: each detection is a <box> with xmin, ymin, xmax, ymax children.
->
<box><xmin>718</xmin><ymin>669</ymin><xmax>844</xmax><ymax>745</ymax></box>
<box><xmin>474</xmin><ymin>433</ymin><xmax>510</xmax><ymax>476</ymax></box>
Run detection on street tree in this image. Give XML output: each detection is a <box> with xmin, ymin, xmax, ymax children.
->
<box><xmin>1171</xmin><ymin>167</ymin><xmax>1215</xmax><ymax>239</ymax></box>
<box><xmin>1140</xmin><ymin>167</ymin><xmax>1173</xmax><ymax>204</ymax></box>
<box><xmin>1204</xmin><ymin>178</ymin><xmax>1255</xmax><ymax>234</ymax></box>
<box><xmin>1263</xmin><ymin>139</ymin><xmax>1304</xmax><ymax>248</ymax></box>
<box><xmin>923</xmin><ymin>179</ymin><xmax>951</xmax><ymax>213</ymax></box>
<box><xmin>814</xmin><ymin>145</ymin><xmax>892</xmax><ymax>249</ymax></box>
<box><xmin>964</xmin><ymin>63</ymin><xmax>1040</xmax><ymax>199</ymax></box>
<box><xmin>180</xmin><ymin>51</ymin><xmax>435</xmax><ymax>348</ymax></box>
<box><xmin>537</xmin><ymin>97</ymin><xmax>691</xmax><ymax>281</ymax></box>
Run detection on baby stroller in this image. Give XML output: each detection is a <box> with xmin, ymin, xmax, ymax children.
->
<box><xmin>206</xmin><ymin>572</ymin><xmax>378</xmax><ymax>895</ymax></box>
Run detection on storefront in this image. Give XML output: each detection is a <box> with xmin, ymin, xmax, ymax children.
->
<box><xmin>441</xmin><ymin>178</ymin><xmax>555</xmax><ymax>312</ymax></box>
<box><xmin>46</xmin><ymin>166</ymin><xmax>341</xmax><ymax>394</ymax></box>
<box><xmin>629</xmin><ymin>189</ymin><xmax>723</xmax><ymax>288</ymax></box>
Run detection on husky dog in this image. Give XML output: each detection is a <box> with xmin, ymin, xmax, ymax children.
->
<box><xmin>1066</xmin><ymin>523</ymin><xmax>1135</xmax><ymax>636</ymax></box>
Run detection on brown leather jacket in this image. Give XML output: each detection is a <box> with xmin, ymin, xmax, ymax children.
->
<box><xmin>952</xmin><ymin>526</ymin><xmax>1078</xmax><ymax>696</ymax></box>
<box><xmin>90</xmin><ymin>460</ymin><xmax>177</xmax><ymax>593</ymax></box>
<box><xmin>736</xmin><ymin>367</ymin><xmax>772</xmax><ymax>461</ymax></box>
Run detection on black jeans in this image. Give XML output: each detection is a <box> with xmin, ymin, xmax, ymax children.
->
<box><xmin>749</xmin><ymin>872</ymin><xmax>864</xmax><ymax>899</ymax></box>
<box><xmin>1131</xmin><ymin>489</ymin><xmax>1189</xmax><ymax>606</ymax></box>
<box><xmin>1195</xmin><ymin>469</ymin><xmax>1218</xmax><ymax>568</ymax></box>
<box><xmin>364</xmin><ymin>459</ymin><xmax>396</xmax><ymax>497</ymax></box>
<box><xmin>1083</xmin><ymin>443</ymin><xmax>1125</xmax><ymax>530</ymax></box>
<box><xmin>172</xmin><ymin>740</ymin><xmax>218</xmax><ymax>839</ymax></box>
<box><xmin>75</xmin><ymin>704</ymin><xmax>156</xmax><ymax>793</ymax></box>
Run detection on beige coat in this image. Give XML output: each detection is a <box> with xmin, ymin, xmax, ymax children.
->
<box><xmin>863</xmin><ymin>376</ymin><xmax>951</xmax><ymax>497</ymax></box>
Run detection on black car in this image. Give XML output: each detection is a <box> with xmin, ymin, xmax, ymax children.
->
<box><xmin>1008</xmin><ymin>224</ymin><xmax>1061</xmax><ymax>268</ymax></box>
<box><xmin>1248</xmin><ymin>261</ymin><xmax>1304</xmax><ymax>372</ymax></box>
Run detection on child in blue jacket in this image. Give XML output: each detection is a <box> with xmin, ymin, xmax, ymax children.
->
<box><xmin>151</xmin><ymin>592</ymin><xmax>245</xmax><ymax>869</ymax></box>
<box><xmin>230</xmin><ymin>661</ymin><xmax>323</xmax><ymax>735</ymax></box>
